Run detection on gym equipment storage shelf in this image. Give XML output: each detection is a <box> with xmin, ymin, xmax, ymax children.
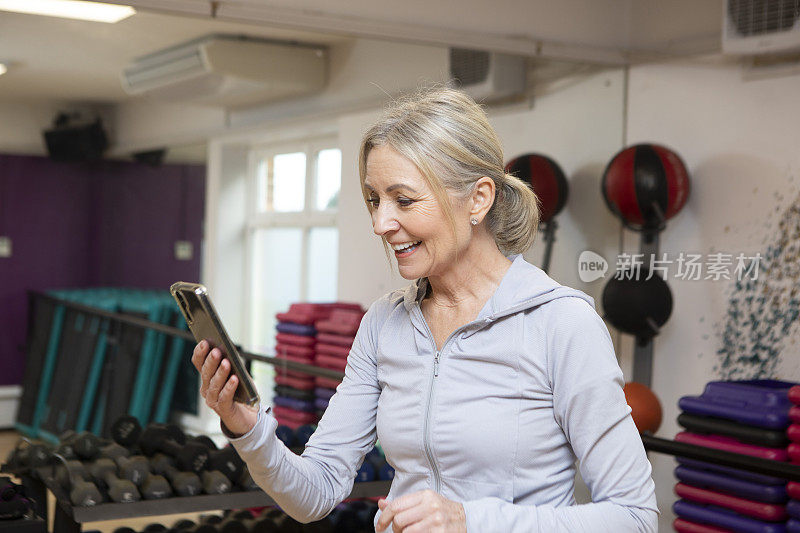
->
<box><xmin>37</xmin><ymin>471</ymin><xmax>391</xmax><ymax>532</ymax></box>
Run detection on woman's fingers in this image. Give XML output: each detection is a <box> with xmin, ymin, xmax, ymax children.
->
<box><xmin>199</xmin><ymin>347</ymin><xmax>222</xmax><ymax>398</ymax></box>
<box><xmin>191</xmin><ymin>340</ymin><xmax>209</xmax><ymax>371</ymax></box>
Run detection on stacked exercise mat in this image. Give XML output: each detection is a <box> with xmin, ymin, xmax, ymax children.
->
<box><xmin>272</xmin><ymin>303</ymin><xmax>363</xmax><ymax>430</ymax></box>
<box><xmin>16</xmin><ymin>288</ymin><xmax>194</xmax><ymax>444</ymax></box>
<box><xmin>788</xmin><ymin>385</ymin><xmax>800</xmax><ymax>532</ymax></box>
<box><xmin>672</xmin><ymin>379</ymin><xmax>799</xmax><ymax>533</ymax></box>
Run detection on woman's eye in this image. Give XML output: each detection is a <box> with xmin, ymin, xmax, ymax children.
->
<box><xmin>397</xmin><ymin>197</ymin><xmax>415</xmax><ymax>207</ymax></box>
<box><xmin>367</xmin><ymin>197</ymin><xmax>380</xmax><ymax>207</ymax></box>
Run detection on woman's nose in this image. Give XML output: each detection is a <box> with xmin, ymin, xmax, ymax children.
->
<box><xmin>372</xmin><ymin>205</ymin><xmax>400</xmax><ymax>235</ymax></box>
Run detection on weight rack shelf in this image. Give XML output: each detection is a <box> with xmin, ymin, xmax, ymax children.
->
<box><xmin>30</xmin><ymin>468</ymin><xmax>391</xmax><ymax>533</ymax></box>
<box><xmin>31</xmin><ymin>291</ymin><xmax>346</xmax><ymax>381</ymax></box>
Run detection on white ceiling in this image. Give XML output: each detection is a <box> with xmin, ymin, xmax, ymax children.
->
<box><xmin>0</xmin><ymin>8</ymin><xmax>346</xmax><ymax>103</ymax></box>
<box><xmin>0</xmin><ymin>0</ymin><xmax>723</xmax><ymax>105</ymax></box>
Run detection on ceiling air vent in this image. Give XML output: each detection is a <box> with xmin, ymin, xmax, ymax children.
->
<box><xmin>723</xmin><ymin>0</ymin><xmax>800</xmax><ymax>55</ymax></box>
<box><xmin>449</xmin><ymin>48</ymin><xmax>526</xmax><ymax>101</ymax></box>
<box><xmin>121</xmin><ymin>35</ymin><xmax>327</xmax><ymax>108</ymax></box>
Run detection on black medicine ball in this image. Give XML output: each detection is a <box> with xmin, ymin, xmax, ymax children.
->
<box><xmin>602</xmin><ymin>268</ymin><xmax>673</xmax><ymax>338</ymax></box>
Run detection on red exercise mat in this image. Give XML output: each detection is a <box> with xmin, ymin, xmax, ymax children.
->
<box><xmin>275</xmin><ymin>352</ymin><xmax>315</xmax><ymax>366</ymax></box>
<box><xmin>274</xmin><ymin>415</ymin><xmax>312</xmax><ymax>431</ymax></box>
<box><xmin>277</xmin><ymin>302</ymin><xmax>363</xmax><ymax>325</ymax></box>
<box><xmin>315</xmin><ymin>309</ymin><xmax>365</xmax><ymax>336</ymax></box>
<box><xmin>273</xmin><ymin>405</ymin><xmax>318</xmax><ymax>424</ymax></box>
<box><xmin>274</xmin><ymin>368</ymin><xmax>314</xmax><ymax>380</ymax></box>
<box><xmin>275</xmin><ymin>343</ymin><xmax>315</xmax><ymax>358</ymax></box>
<box><xmin>788</xmin><ymin>482</ymin><xmax>800</xmax><ymax>500</ymax></box>
<box><xmin>316</xmin><ymin>343</ymin><xmax>351</xmax><ymax>358</ymax></box>
<box><xmin>675</xmin><ymin>482</ymin><xmax>787</xmax><ymax>522</ymax></box>
<box><xmin>789</xmin><ymin>443</ymin><xmax>800</xmax><ymax>464</ymax></box>
<box><xmin>673</xmin><ymin>518</ymin><xmax>732</xmax><ymax>533</ymax></box>
<box><xmin>675</xmin><ymin>432</ymin><xmax>790</xmax><ymax>462</ymax></box>
<box><xmin>315</xmin><ymin>376</ymin><xmax>342</xmax><ymax>389</ymax></box>
<box><xmin>316</xmin><ymin>332</ymin><xmax>355</xmax><ymax>347</ymax></box>
<box><xmin>276</xmin><ymin>332</ymin><xmax>316</xmax><ymax>347</ymax></box>
<box><xmin>316</xmin><ymin>354</ymin><xmax>348</xmax><ymax>372</ymax></box>
<box><xmin>792</xmin><ymin>406</ymin><xmax>800</xmax><ymax>424</ymax></box>
<box><xmin>275</xmin><ymin>374</ymin><xmax>315</xmax><ymax>391</ymax></box>
<box><xmin>789</xmin><ymin>385</ymin><xmax>800</xmax><ymax>405</ymax></box>
<box><xmin>789</xmin><ymin>424</ymin><xmax>800</xmax><ymax>443</ymax></box>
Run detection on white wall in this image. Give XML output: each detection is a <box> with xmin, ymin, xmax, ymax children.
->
<box><xmin>625</xmin><ymin>57</ymin><xmax>800</xmax><ymax>530</ymax></box>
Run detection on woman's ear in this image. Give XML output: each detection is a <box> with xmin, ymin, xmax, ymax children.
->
<box><xmin>470</xmin><ymin>177</ymin><xmax>496</xmax><ymax>223</ymax></box>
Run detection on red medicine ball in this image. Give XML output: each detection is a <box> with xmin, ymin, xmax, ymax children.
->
<box><xmin>505</xmin><ymin>154</ymin><xmax>568</xmax><ymax>224</ymax></box>
<box><xmin>602</xmin><ymin>144</ymin><xmax>690</xmax><ymax>232</ymax></box>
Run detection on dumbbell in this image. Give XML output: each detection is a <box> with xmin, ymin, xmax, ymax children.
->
<box><xmin>138</xmin><ymin>426</ymin><xmax>210</xmax><ymax>473</ymax></box>
<box><xmin>114</xmin><ymin>455</ymin><xmax>150</xmax><ymax>486</ymax></box>
<box><xmin>206</xmin><ymin>447</ymin><xmax>245</xmax><ymax>484</ymax></box>
<box><xmin>112</xmin><ymin>528</ymin><xmax>136</xmax><ymax>533</ymax></box>
<box><xmin>113</xmin><ymin>454</ymin><xmax>172</xmax><ymax>500</ymax></box>
<box><xmin>150</xmin><ymin>454</ymin><xmax>202</xmax><ymax>497</ymax></box>
<box><xmin>169</xmin><ymin>518</ymin><xmax>196</xmax><ymax>531</ymax></box>
<box><xmin>238</xmin><ymin>466</ymin><xmax>260</xmax><ymax>491</ymax></box>
<box><xmin>87</xmin><ymin>458</ymin><xmax>141</xmax><ymax>503</ymax></box>
<box><xmin>143</xmin><ymin>524</ymin><xmax>168</xmax><ymax>533</ymax></box>
<box><xmin>217</xmin><ymin>510</ymin><xmax>253</xmax><ymax>533</ymax></box>
<box><xmin>55</xmin><ymin>459</ymin><xmax>103</xmax><ymax>506</ymax></box>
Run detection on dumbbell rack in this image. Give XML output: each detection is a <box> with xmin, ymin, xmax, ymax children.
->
<box><xmin>10</xmin><ymin>466</ymin><xmax>391</xmax><ymax>533</ymax></box>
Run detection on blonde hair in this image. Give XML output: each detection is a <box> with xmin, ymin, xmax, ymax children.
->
<box><xmin>358</xmin><ymin>87</ymin><xmax>540</xmax><ymax>255</ymax></box>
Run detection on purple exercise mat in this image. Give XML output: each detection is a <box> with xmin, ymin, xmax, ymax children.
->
<box><xmin>273</xmin><ymin>395</ymin><xmax>316</xmax><ymax>413</ymax></box>
<box><xmin>788</xmin><ymin>519</ymin><xmax>800</xmax><ymax>533</ymax></box>
<box><xmin>673</xmin><ymin>500</ymin><xmax>787</xmax><ymax>533</ymax></box>
<box><xmin>677</xmin><ymin>458</ymin><xmax>786</xmax><ymax>485</ymax></box>
<box><xmin>788</xmin><ymin>500</ymin><xmax>800</xmax><ymax>520</ymax></box>
<box><xmin>276</xmin><ymin>322</ymin><xmax>316</xmax><ymax>336</ymax></box>
<box><xmin>674</xmin><ymin>466</ymin><xmax>788</xmax><ymax>503</ymax></box>
<box><xmin>678</xmin><ymin>380</ymin><xmax>796</xmax><ymax>429</ymax></box>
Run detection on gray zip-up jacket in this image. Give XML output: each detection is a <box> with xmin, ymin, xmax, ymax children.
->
<box><xmin>228</xmin><ymin>255</ymin><xmax>659</xmax><ymax>531</ymax></box>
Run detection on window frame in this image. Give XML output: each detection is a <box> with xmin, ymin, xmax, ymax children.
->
<box><xmin>242</xmin><ymin>136</ymin><xmax>340</xmax><ymax>352</ymax></box>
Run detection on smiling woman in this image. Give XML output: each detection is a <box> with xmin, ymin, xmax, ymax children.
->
<box><xmin>192</xmin><ymin>87</ymin><xmax>659</xmax><ymax>533</ymax></box>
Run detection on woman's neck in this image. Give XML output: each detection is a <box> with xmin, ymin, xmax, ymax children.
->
<box><xmin>425</xmin><ymin>239</ymin><xmax>512</xmax><ymax>310</ymax></box>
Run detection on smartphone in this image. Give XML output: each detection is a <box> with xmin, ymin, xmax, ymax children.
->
<box><xmin>170</xmin><ymin>282</ymin><xmax>260</xmax><ymax>406</ymax></box>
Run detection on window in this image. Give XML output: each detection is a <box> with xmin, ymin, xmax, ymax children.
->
<box><xmin>245</xmin><ymin>139</ymin><xmax>341</xmax><ymax>394</ymax></box>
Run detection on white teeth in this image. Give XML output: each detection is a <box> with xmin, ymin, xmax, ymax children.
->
<box><xmin>391</xmin><ymin>241</ymin><xmax>421</xmax><ymax>251</ymax></box>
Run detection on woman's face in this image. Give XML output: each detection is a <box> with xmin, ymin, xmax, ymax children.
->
<box><xmin>364</xmin><ymin>145</ymin><xmax>470</xmax><ymax>280</ymax></box>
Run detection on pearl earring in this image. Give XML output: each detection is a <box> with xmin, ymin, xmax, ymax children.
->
<box><xmin>470</xmin><ymin>218</ymin><xmax>478</xmax><ymax>226</ymax></box>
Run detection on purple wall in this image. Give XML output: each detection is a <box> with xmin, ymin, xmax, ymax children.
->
<box><xmin>0</xmin><ymin>154</ymin><xmax>205</xmax><ymax>386</ymax></box>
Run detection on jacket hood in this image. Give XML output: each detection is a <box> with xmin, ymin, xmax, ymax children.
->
<box><xmin>402</xmin><ymin>254</ymin><xmax>594</xmax><ymax>334</ymax></box>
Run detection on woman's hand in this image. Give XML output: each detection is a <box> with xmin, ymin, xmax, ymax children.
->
<box><xmin>191</xmin><ymin>340</ymin><xmax>257</xmax><ymax>436</ymax></box>
<box><xmin>376</xmin><ymin>490</ymin><xmax>466</xmax><ymax>532</ymax></box>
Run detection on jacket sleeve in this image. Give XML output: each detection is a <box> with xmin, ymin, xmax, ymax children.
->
<box><xmin>461</xmin><ymin>297</ymin><xmax>659</xmax><ymax>532</ymax></box>
<box><xmin>224</xmin><ymin>301</ymin><xmax>383</xmax><ymax>523</ymax></box>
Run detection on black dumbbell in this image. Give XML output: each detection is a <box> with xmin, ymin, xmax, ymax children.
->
<box><xmin>141</xmin><ymin>472</ymin><xmax>173</xmax><ymax>500</ymax></box>
<box><xmin>143</xmin><ymin>524</ymin><xmax>168</xmax><ymax>533</ymax></box>
<box><xmin>138</xmin><ymin>426</ymin><xmax>209</xmax><ymax>474</ymax></box>
<box><xmin>206</xmin><ymin>447</ymin><xmax>245</xmax><ymax>484</ymax></box>
<box><xmin>170</xmin><ymin>518</ymin><xmax>196</xmax><ymax>531</ymax></box>
<box><xmin>110</xmin><ymin>415</ymin><xmax>142</xmax><ymax>449</ymax></box>
<box><xmin>150</xmin><ymin>454</ymin><xmax>202</xmax><ymax>497</ymax></box>
<box><xmin>218</xmin><ymin>511</ymin><xmax>252</xmax><ymax>533</ymax></box>
<box><xmin>238</xmin><ymin>466</ymin><xmax>260</xmax><ymax>491</ymax></box>
<box><xmin>112</xmin><ymin>528</ymin><xmax>136</xmax><ymax>533</ymax></box>
<box><xmin>115</xmin><ymin>455</ymin><xmax>150</xmax><ymax>486</ymax></box>
<box><xmin>87</xmin><ymin>458</ymin><xmax>141</xmax><ymax>503</ymax></box>
<box><xmin>55</xmin><ymin>459</ymin><xmax>103</xmax><ymax>506</ymax></box>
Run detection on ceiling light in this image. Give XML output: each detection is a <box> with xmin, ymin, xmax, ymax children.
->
<box><xmin>0</xmin><ymin>64</ymin><xmax>7</xmax><ymax>76</ymax></box>
<box><xmin>0</xmin><ymin>0</ymin><xmax>135</xmax><ymax>23</ymax></box>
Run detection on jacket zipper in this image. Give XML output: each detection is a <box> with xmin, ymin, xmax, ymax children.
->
<box><xmin>416</xmin><ymin>306</ymin><xmax>464</xmax><ymax>495</ymax></box>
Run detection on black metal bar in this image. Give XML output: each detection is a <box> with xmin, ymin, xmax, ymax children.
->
<box><xmin>642</xmin><ymin>434</ymin><xmax>800</xmax><ymax>481</ymax></box>
<box><xmin>29</xmin><ymin>291</ymin><xmax>346</xmax><ymax>381</ymax></box>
